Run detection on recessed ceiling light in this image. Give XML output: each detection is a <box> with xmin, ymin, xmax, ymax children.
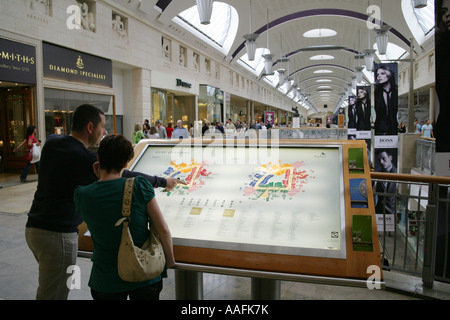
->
<box><xmin>314</xmin><ymin>69</ymin><xmax>333</xmax><ymax>74</ymax></box>
<box><xmin>303</xmin><ymin>28</ymin><xmax>337</xmax><ymax>38</ymax></box>
<box><xmin>316</xmin><ymin>79</ymin><xmax>332</xmax><ymax>83</ymax></box>
<box><xmin>310</xmin><ymin>55</ymin><xmax>335</xmax><ymax>61</ymax></box>
<box><xmin>318</xmin><ymin>86</ymin><xmax>332</xmax><ymax>89</ymax></box>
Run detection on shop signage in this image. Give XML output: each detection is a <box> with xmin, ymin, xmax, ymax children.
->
<box><xmin>176</xmin><ymin>78</ymin><xmax>192</xmax><ymax>88</ymax></box>
<box><xmin>0</xmin><ymin>38</ymin><xmax>36</xmax><ymax>84</ymax></box>
<box><xmin>43</xmin><ymin>42</ymin><xmax>112</xmax><ymax>87</ymax></box>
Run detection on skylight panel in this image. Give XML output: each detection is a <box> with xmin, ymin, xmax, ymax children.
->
<box><xmin>374</xmin><ymin>42</ymin><xmax>408</xmax><ymax>61</ymax></box>
<box><xmin>177</xmin><ymin>2</ymin><xmax>232</xmax><ymax>47</ymax></box>
<box><xmin>412</xmin><ymin>0</ymin><xmax>435</xmax><ymax>34</ymax></box>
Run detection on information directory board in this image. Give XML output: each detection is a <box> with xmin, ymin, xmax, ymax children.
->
<box><xmin>131</xmin><ymin>143</ymin><xmax>346</xmax><ymax>259</ymax></box>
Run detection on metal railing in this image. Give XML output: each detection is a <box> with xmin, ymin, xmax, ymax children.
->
<box><xmin>371</xmin><ymin>172</ymin><xmax>450</xmax><ymax>287</ymax></box>
<box><xmin>273</xmin><ymin>128</ymin><xmax>348</xmax><ymax>140</ymax></box>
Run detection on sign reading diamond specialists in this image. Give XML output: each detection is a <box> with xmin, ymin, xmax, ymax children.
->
<box><xmin>43</xmin><ymin>42</ymin><xmax>112</xmax><ymax>87</ymax></box>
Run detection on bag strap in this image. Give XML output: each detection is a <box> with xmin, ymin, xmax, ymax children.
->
<box><xmin>115</xmin><ymin>177</ymin><xmax>135</xmax><ymax>227</ymax></box>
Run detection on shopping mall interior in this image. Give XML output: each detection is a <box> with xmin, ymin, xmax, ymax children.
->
<box><xmin>0</xmin><ymin>0</ymin><xmax>449</xmax><ymax>304</ymax></box>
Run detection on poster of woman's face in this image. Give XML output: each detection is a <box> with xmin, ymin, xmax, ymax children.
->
<box><xmin>375</xmin><ymin>64</ymin><xmax>398</xmax><ymax>89</ymax></box>
<box><xmin>374</xmin><ymin>63</ymin><xmax>398</xmax><ymax>136</ymax></box>
<box><xmin>435</xmin><ymin>0</ymin><xmax>450</xmax><ymax>153</ymax></box>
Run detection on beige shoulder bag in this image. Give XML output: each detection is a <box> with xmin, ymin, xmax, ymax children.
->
<box><xmin>115</xmin><ymin>177</ymin><xmax>166</xmax><ymax>282</ymax></box>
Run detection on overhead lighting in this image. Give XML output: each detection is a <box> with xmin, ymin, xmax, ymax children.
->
<box><xmin>261</xmin><ymin>8</ymin><xmax>274</xmax><ymax>74</ymax></box>
<box><xmin>243</xmin><ymin>0</ymin><xmax>259</xmax><ymax>61</ymax></box>
<box><xmin>196</xmin><ymin>0</ymin><xmax>214</xmax><ymax>25</ymax></box>
<box><xmin>374</xmin><ymin>24</ymin><xmax>391</xmax><ymax>55</ymax></box>
<box><xmin>262</xmin><ymin>53</ymin><xmax>274</xmax><ymax>74</ymax></box>
<box><xmin>413</xmin><ymin>0</ymin><xmax>428</xmax><ymax>8</ymax></box>
<box><xmin>310</xmin><ymin>54</ymin><xmax>335</xmax><ymax>61</ymax></box>
<box><xmin>303</xmin><ymin>28</ymin><xmax>337</xmax><ymax>38</ymax></box>
<box><xmin>355</xmin><ymin>66</ymin><xmax>364</xmax><ymax>83</ymax></box>
<box><xmin>284</xmin><ymin>78</ymin><xmax>292</xmax><ymax>92</ymax></box>
<box><xmin>362</xmin><ymin>49</ymin><xmax>376</xmax><ymax>72</ymax></box>
<box><xmin>244</xmin><ymin>34</ymin><xmax>259</xmax><ymax>61</ymax></box>
<box><xmin>314</xmin><ymin>69</ymin><xmax>333</xmax><ymax>74</ymax></box>
<box><xmin>277</xmin><ymin>69</ymin><xmax>286</xmax><ymax>85</ymax></box>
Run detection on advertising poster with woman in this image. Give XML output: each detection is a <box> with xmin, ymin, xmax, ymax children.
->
<box><xmin>435</xmin><ymin>0</ymin><xmax>450</xmax><ymax>175</ymax></box>
<box><xmin>373</xmin><ymin>63</ymin><xmax>399</xmax><ymax>221</ymax></box>
<box><xmin>434</xmin><ymin>0</ymin><xmax>450</xmax><ymax>282</ymax></box>
<box><xmin>348</xmin><ymin>86</ymin><xmax>372</xmax><ymax>156</ymax></box>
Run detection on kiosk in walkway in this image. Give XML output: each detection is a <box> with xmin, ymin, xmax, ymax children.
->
<box><xmin>78</xmin><ymin>138</ymin><xmax>382</xmax><ymax>299</ymax></box>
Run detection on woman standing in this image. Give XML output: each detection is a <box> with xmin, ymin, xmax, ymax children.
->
<box><xmin>74</xmin><ymin>134</ymin><xmax>175</xmax><ymax>300</ymax></box>
<box><xmin>166</xmin><ymin>123</ymin><xmax>174</xmax><ymax>138</ymax></box>
<box><xmin>131</xmin><ymin>123</ymin><xmax>146</xmax><ymax>144</ymax></box>
<box><xmin>14</xmin><ymin>125</ymin><xmax>40</xmax><ymax>183</ymax></box>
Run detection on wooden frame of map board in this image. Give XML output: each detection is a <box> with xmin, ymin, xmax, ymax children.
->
<box><xmin>78</xmin><ymin>138</ymin><xmax>382</xmax><ymax>281</ymax></box>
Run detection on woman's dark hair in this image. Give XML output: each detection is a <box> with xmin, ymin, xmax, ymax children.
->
<box><xmin>375</xmin><ymin>65</ymin><xmax>398</xmax><ymax>91</ymax></box>
<box><xmin>97</xmin><ymin>134</ymin><xmax>134</xmax><ymax>173</ymax></box>
<box><xmin>26</xmin><ymin>126</ymin><xmax>36</xmax><ymax>138</ymax></box>
<box><xmin>150</xmin><ymin>126</ymin><xmax>158</xmax><ymax>134</ymax></box>
<box><xmin>436</xmin><ymin>0</ymin><xmax>445</xmax><ymax>33</ymax></box>
<box><xmin>72</xmin><ymin>104</ymin><xmax>105</xmax><ymax>133</ymax></box>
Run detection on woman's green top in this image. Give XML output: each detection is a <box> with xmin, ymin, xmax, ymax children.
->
<box><xmin>74</xmin><ymin>176</ymin><xmax>166</xmax><ymax>293</ymax></box>
<box><xmin>132</xmin><ymin>130</ymin><xmax>145</xmax><ymax>144</ymax></box>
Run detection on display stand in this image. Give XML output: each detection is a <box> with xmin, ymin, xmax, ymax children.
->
<box><xmin>292</xmin><ymin>117</ymin><xmax>300</xmax><ymax>128</ymax></box>
<box><xmin>78</xmin><ymin>138</ymin><xmax>383</xmax><ymax>299</ymax></box>
<box><xmin>251</xmin><ymin>278</ymin><xmax>280</xmax><ymax>300</ymax></box>
<box><xmin>175</xmin><ymin>269</ymin><xmax>203</xmax><ymax>300</ymax></box>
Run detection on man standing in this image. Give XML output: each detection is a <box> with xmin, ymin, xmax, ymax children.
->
<box><xmin>155</xmin><ymin>120</ymin><xmax>167</xmax><ymax>139</ymax></box>
<box><xmin>421</xmin><ymin>119</ymin><xmax>434</xmax><ymax>138</ymax></box>
<box><xmin>225</xmin><ymin>119</ymin><xmax>235</xmax><ymax>133</ymax></box>
<box><xmin>172</xmin><ymin>120</ymin><xmax>190</xmax><ymax>139</ymax></box>
<box><xmin>25</xmin><ymin>104</ymin><xmax>184</xmax><ymax>300</ymax></box>
<box><xmin>374</xmin><ymin>149</ymin><xmax>397</xmax><ymax>215</ymax></box>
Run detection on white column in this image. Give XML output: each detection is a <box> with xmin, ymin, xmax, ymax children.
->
<box><xmin>132</xmin><ymin>68</ymin><xmax>151</xmax><ymax>125</ymax></box>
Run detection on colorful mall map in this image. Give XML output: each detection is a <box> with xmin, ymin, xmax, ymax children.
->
<box><xmin>162</xmin><ymin>159</ymin><xmax>212</xmax><ymax>195</ymax></box>
<box><xmin>131</xmin><ymin>145</ymin><xmax>346</xmax><ymax>259</ymax></box>
<box><xmin>242</xmin><ymin>161</ymin><xmax>315</xmax><ymax>201</ymax></box>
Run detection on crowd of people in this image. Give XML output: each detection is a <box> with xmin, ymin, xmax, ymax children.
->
<box><xmin>131</xmin><ymin>118</ymin><xmax>298</xmax><ymax>143</ymax></box>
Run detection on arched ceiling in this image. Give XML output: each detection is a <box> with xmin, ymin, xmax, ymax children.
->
<box><xmin>122</xmin><ymin>0</ymin><xmax>435</xmax><ymax>117</ymax></box>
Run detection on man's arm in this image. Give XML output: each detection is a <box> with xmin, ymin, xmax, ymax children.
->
<box><xmin>122</xmin><ymin>169</ymin><xmax>167</xmax><ymax>188</ymax></box>
<box><xmin>122</xmin><ymin>169</ymin><xmax>187</xmax><ymax>190</ymax></box>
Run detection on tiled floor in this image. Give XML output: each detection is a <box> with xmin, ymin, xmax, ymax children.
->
<box><xmin>1</xmin><ymin>173</ymin><xmax>449</xmax><ymax>300</ymax></box>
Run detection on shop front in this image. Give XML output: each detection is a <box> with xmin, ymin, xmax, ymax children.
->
<box><xmin>198</xmin><ymin>85</ymin><xmax>223</xmax><ymax>125</ymax></box>
<box><xmin>151</xmin><ymin>71</ymin><xmax>198</xmax><ymax>130</ymax></box>
<box><xmin>42</xmin><ymin>42</ymin><xmax>115</xmax><ymax>138</ymax></box>
<box><xmin>0</xmin><ymin>37</ymin><xmax>37</xmax><ymax>171</ymax></box>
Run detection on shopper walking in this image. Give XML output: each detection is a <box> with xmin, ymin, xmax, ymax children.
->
<box><xmin>14</xmin><ymin>125</ymin><xmax>41</xmax><ymax>182</ymax></box>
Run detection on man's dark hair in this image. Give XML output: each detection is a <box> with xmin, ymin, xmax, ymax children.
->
<box><xmin>97</xmin><ymin>134</ymin><xmax>134</xmax><ymax>173</ymax></box>
<box><xmin>72</xmin><ymin>104</ymin><xmax>105</xmax><ymax>133</ymax></box>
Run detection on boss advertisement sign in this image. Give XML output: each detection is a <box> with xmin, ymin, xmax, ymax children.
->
<box><xmin>0</xmin><ymin>38</ymin><xmax>36</xmax><ymax>84</ymax></box>
<box><xmin>43</xmin><ymin>42</ymin><xmax>112</xmax><ymax>87</ymax></box>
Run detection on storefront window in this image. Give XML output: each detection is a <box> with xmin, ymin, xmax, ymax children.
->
<box><xmin>152</xmin><ymin>88</ymin><xmax>196</xmax><ymax>129</ymax></box>
<box><xmin>228</xmin><ymin>104</ymin><xmax>248</xmax><ymax>123</ymax></box>
<box><xmin>44</xmin><ymin>88</ymin><xmax>114</xmax><ymax>137</ymax></box>
<box><xmin>198</xmin><ymin>85</ymin><xmax>223</xmax><ymax>124</ymax></box>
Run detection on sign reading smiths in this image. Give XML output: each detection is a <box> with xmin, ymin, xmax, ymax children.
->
<box><xmin>0</xmin><ymin>38</ymin><xmax>36</xmax><ymax>84</ymax></box>
<box><xmin>43</xmin><ymin>42</ymin><xmax>112</xmax><ymax>87</ymax></box>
